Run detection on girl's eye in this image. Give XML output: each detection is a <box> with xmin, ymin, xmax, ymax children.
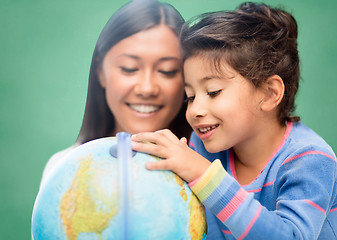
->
<box><xmin>120</xmin><ymin>67</ymin><xmax>138</xmax><ymax>73</ymax></box>
<box><xmin>159</xmin><ymin>70</ymin><xmax>179</xmax><ymax>77</ymax></box>
<box><xmin>208</xmin><ymin>90</ymin><xmax>222</xmax><ymax>98</ymax></box>
<box><xmin>185</xmin><ymin>96</ymin><xmax>195</xmax><ymax>103</ymax></box>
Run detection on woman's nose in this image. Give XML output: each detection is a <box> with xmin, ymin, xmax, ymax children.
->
<box><xmin>134</xmin><ymin>71</ymin><xmax>159</xmax><ymax>98</ymax></box>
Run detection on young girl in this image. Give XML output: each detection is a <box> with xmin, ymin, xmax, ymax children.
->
<box><xmin>131</xmin><ymin>2</ymin><xmax>337</xmax><ymax>239</ymax></box>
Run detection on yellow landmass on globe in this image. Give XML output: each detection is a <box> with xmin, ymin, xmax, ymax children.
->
<box><xmin>188</xmin><ymin>194</ymin><xmax>206</xmax><ymax>240</ymax></box>
<box><xmin>59</xmin><ymin>155</ymin><xmax>117</xmax><ymax>240</ymax></box>
<box><xmin>174</xmin><ymin>174</ymin><xmax>206</xmax><ymax>239</ymax></box>
<box><xmin>175</xmin><ymin>175</ymin><xmax>188</xmax><ymax>201</ymax></box>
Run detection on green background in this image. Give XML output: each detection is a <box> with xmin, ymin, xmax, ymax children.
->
<box><xmin>1</xmin><ymin>0</ymin><xmax>336</xmax><ymax>239</ymax></box>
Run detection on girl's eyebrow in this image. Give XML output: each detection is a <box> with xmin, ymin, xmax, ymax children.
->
<box><xmin>184</xmin><ymin>75</ymin><xmax>221</xmax><ymax>87</ymax></box>
<box><xmin>201</xmin><ymin>75</ymin><xmax>220</xmax><ymax>81</ymax></box>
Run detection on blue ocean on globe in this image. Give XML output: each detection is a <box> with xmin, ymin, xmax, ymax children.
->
<box><xmin>31</xmin><ymin>133</ymin><xmax>206</xmax><ymax>240</ymax></box>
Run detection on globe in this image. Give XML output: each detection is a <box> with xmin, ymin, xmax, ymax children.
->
<box><xmin>31</xmin><ymin>132</ymin><xmax>206</xmax><ymax>240</ymax></box>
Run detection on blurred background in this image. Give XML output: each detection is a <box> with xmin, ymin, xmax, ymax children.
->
<box><xmin>1</xmin><ymin>0</ymin><xmax>336</xmax><ymax>239</ymax></box>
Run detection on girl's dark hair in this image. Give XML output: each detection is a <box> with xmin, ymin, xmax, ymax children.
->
<box><xmin>77</xmin><ymin>0</ymin><xmax>191</xmax><ymax>144</ymax></box>
<box><xmin>180</xmin><ymin>2</ymin><xmax>300</xmax><ymax>124</ymax></box>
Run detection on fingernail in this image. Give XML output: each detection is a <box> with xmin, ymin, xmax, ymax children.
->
<box><xmin>145</xmin><ymin>162</ymin><xmax>152</xmax><ymax>170</ymax></box>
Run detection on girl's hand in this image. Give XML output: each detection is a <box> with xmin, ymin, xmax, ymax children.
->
<box><xmin>131</xmin><ymin>129</ymin><xmax>211</xmax><ymax>183</ymax></box>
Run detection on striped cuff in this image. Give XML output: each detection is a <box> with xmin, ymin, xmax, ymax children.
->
<box><xmin>189</xmin><ymin>159</ymin><xmax>227</xmax><ymax>202</ymax></box>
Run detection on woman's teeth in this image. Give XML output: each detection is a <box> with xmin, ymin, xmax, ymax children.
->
<box><xmin>129</xmin><ymin>104</ymin><xmax>160</xmax><ymax>113</ymax></box>
<box><xmin>198</xmin><ymin>125</ymin><xmax>218</xmax><ymax>133</ymax></box>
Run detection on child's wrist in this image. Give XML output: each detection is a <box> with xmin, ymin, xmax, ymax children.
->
<box><xmin>188</xmin><ymin>159</ymin><xmax>223</xmax><ymax>189</ymax></box>
<box><xmin>188</xmin><ymin>175</ymin><xmax>203</xmax><ymax>187</ymax></box>
<box><xmin>188</xmin><ymin>161</ymin><xmax>212</xmax><ymax>187</ymax></box>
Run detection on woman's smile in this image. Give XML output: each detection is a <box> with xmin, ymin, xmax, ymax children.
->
<box><xmin>127</xmin><ymin>103</ymin><xmax>162</xmax><ymax>114</ymax></box>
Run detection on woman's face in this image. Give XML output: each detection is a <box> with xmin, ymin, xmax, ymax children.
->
<box><xmin>98</xmin><ymin>25</ymin><xmax>184</xmax><ymax>135</ymax></box>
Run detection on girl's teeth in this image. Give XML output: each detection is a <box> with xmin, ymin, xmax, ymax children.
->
<box><xmin>199</xmin><ymin>125</ymin><xmax>218</xmax><ymax>133</ymax></box>
<box><xmin>129</xmin><ymin>104</ymin><xmax>160</xmax><ymax>113</ymax></box>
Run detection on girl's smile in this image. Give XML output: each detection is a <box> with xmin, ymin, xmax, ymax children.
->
<box><xmin>195</xmin><ymin>124</ymin><xmax>219</xmax><ymax>140</ymax></box>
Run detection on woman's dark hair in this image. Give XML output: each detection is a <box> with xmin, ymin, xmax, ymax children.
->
<box><xmin>77</xmin><ymin>0</ymin><xmax>191</xmax><ymax>144</ymax></box>
<box><xmin>180</xmin><ymin>2</ymin><xmax>300</xmax><ymax>124</ymax></box>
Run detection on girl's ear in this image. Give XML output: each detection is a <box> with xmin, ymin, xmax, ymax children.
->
<box><xmin>260</xmin><ymin>75</ymin><xmax>284</xmax><ymax>112</ymax></box>
<box><xmin>97</xmin><ymin>66</ymin><xmax>107</xmax><ymax>88</ymax></box>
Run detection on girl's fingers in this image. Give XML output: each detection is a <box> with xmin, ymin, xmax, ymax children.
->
<box><xmin>131</xmin><ymin>132</ymin><xmax>158</xmax><ymax>144</ymax></box>
<box><xmin>155</xmin><ymin>129</ymin><xmax>180</xmax><ymax>142</ymax></box>
<box><xmin>180</xmin><ymin>137</ymin><xmax>187</xmax><ymax>144</ymax></box>
<box><xmin>131</xmin><ymin>132</ymin><xmax>163</xmax><ymax>146</ymax></box>
<box><xmin>145</xmin><ymin>160</ymin><xmax>172</xmax><ymax>171</ymax></box>
<box><xmin>131</xmin><ymin>129</ymin><xmax>179</xmax><ymax>146</ymax></box>
<box><xmin>131</xmin><ymin>140</ymin><xmax>167</xmax><ymax>159</ymax></box>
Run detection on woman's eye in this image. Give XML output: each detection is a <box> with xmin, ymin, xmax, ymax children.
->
<box><xmin>208</xmin><ymin>90</ymin><xmax>222</xmax><ymax>98</ymax></box>
<box><xmin>159</xmin><ymin>70</ymin><xmax>179</xmax><ymax>77</ymax></box>
<box><xmin>120</xmin><ymin>67</ymin><xmax>138</xmax><ymax>73</ymax></box>
<box><xmin>185</xmin><ymin>96</ymin><xmax>195</xmax><ymax>103</ymax></box>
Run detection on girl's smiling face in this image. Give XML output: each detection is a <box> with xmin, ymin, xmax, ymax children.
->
<box><xmin>184</xmin><ymin>55</ymin><xmax>266</xmax><ymax>153</ymax></box>
<box><xmin>98</xmin><ymin>25</ymin><xmax>184</xmax><ymax>135</ymax></box>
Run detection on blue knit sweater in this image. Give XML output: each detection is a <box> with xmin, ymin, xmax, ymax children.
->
<box><xmin>189</xmin><ymin>122</ymin><xmax>337</xmax><ymax>239</ymax></box>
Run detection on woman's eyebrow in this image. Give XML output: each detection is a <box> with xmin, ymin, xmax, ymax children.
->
<box><xmin>118</xmin><ymin>55</ymin><xmax>180</xmax><ymax>63</ymax></box>
<box><xmin>158</xmin><ymin>56</ymin><xmax>181</xmax><ymax>62</ymax></box>
<box><xmin>119</xmin><ymin>54</ymin><xmax>140</xmax><ymax>60</ymax></box>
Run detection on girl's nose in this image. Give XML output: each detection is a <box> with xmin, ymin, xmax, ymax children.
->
<box><xmin>187</xmin><ymin>96</ymin><xmax>207</xmax><ymax>119</ymax></box>
<box><xmin>134</xmin><ymin>71</ymin><xmax>159</xmax><ymax>98</ymax></box>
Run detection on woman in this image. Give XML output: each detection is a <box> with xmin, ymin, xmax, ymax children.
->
<box><xmin>41</xmin><ymin>0</ymin><xmax>191</xmax><ymax>182</ymax></box>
